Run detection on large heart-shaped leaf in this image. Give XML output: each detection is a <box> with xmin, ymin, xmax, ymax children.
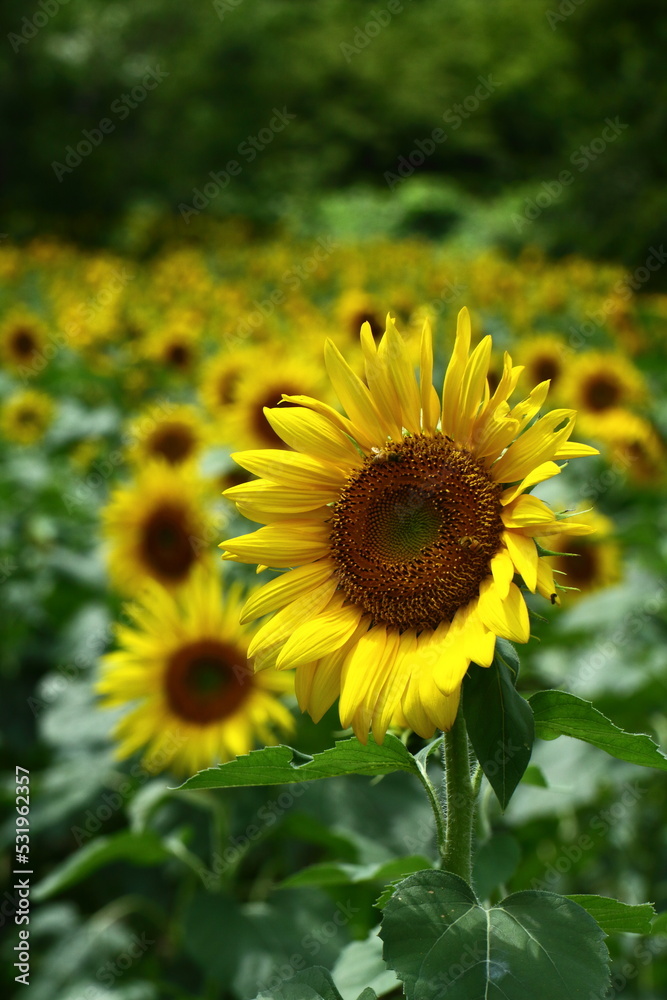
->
<box><xmin>380</xmin><ymin>870</ymin><xmax>609</xmax><ymax>999</ymax></box>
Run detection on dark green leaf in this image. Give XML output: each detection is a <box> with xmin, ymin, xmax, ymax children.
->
<box><xmin>566</xmin><ymin>895</ymin><xmax>656</xmax><ymax>935</ymax></box>
<box><xmin>472</xmin><ymin>831</ymin><xmax>521</xmax><ymax>901</ymax></box>
<box><xmin>463</xmin><ymin>658</ymin><xmax>534</xmax><ymax>809</ymax></box>
<box><xmin>257</xmin><ymin>967</ymin><xmax>346</xmax><ymax>1000</ymax></box>
<box><xmin>280</xmin><ymin>855</ymin><xmax>433</xmax><ymax>890</ymax></box>
<box><xmin>380</xmin><ymin>870</ymin><xmax>609</xmax><ymax>1000</ymax></box>
<box><xmin>177</xmin><ymin>735</ymin><xmax>420</xmax><ymax>790</ymax></box>
<box><xmin>495</xmin><ymin>637</ymin><xmax>520</xmax><ymax>679</ymax></box>
<box><xmin>530</xmin><ymin>690</ymin><xmax>667</xmax><ymax>770</ymax></box>
<box><xmin>33</xmin><ymin>830</ymin><xmax>171</xmax><ymax>901</ymax></box>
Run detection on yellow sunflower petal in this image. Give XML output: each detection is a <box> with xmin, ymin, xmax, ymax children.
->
<box><xmin>490</xmin><ymin>409</ymin><xmax>576</xmax><ymax>483</ymax></box>
<box><xmin>324</xmin><ymin>339</ymin><xmax>389</xmax><ymax>442</ymax></box>
<box><xmin>420</xmin><ymin>319</ymin><xmax>439</xmax><ymax>434</ymax></box>
<box><xmin>240</xmin><ymin>561</ymin><xmax>336</xmax><ymax>624</ymax></box>
<box><xmin>263</xmin><ymin>407</ymin><xmax>363</xmax><ymax>468</ymax></box>
<box><xmin>500</xmin><ymin>462</ymin><xmax>562</xmax><ymax>505</ymax></box>
<box><xmin>503</xmin><ymin>530</ymin><xmax>539</xmax><ymax>592</ymax></box>
<box><xmin>442</xmin><ymin>306</ymin><xmax>472</xmax><ymax>438</ymax></box>
<box><xmin>381</xmin><ymin>315</ymin><xmax>421</xmax><ymax>435</ymax></box>
<box><xmin>277</xmin><ymin>599</ymin><xmax>363</xmax><ymax>670</ymax></box>
<box><xmin>248</xmin><ymin>579</ymin><xmax>338</xmax><ymax>668</ymax></box>
<box><xmin>477</xmin><ymin>579</ymin><xmax>530</xmax><ymax>643</ymax></box>
<box><xmin>221</xmin><ymin>521</ymin><xmax>331</xmax><ymax>567</ymax></box>
<box><xmin>490</xmin><ymin>548</ymin><xmax>515</xmax><ymax>599</ymax></box>
<box><xmin>230</xmin><ymin>450</ymin><xmax>346</xmax><ymax>489</ymax></box>
<box><xmin>360</xmin><ymin>323</ymin><xmax>403</xmax><ymax>438</ymax></box>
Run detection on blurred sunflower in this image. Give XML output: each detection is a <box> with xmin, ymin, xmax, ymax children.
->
<box><xmin>97</xmin><ymin>568</ymin><xmax>294</xmax><ymax>774</ymax></box>
<box><xmin>0</xmin><ymin>389</ymin><xmax>54</xmax><ymax>444</ymax></box>
<box><xmin>582</xmin><ymin>408</ymin><xmax>665</xmax><ymax>483</ymax></box>
<box><xmin>227</xmin><ymin>353</ymin><xmax>328</xmax><ymax>449</ymax></box>
<box><xmin>337</xmin><ymin>289</ymin><xmax>384</xmax><ymax>341</ymax></box>
<box><xmin>103</xmin><ymin>463</ymin><xmax>213</xmax><ymax>593</ymax></box>
<box><xmin>0</xmin><ymin>310</ymin><xmax>47</xmax><ymax>371</ymax></box>
<box><xmin>520</xmin><ymin>334</ymin><xmax>566</xmax><ymax>395</ymax></box>
<box><xmin>125</xmin><ymin>402</ymin><xmax>207</xmax><ymax>468</ymax></box>
<box><xmin>544</xmin><ymin>509</ymin><xmax>620</xmax><ymax>598</ymax></box>
<box><xmin>144</xmin><ymin>318</ymin><xmax>199</xmax><ymax>373</ymax></box>
<box><xmin>221</xmin><ymin>308</ymin><xmax>597</xmax><ymax>742</ymax></box>
<box><xmin>565</xmin><ymin>351</ymin><xmax>645</xmax><ymax>415</ymax></box>
<box><xmin>198</xmin><ymin>349</ymin><xmax>247</xmax><ymax>419</ymax></box>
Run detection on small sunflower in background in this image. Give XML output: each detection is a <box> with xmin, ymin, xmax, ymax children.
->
<box><xmin>103</xmin><ymin>462</ymin><xmax>215</xmax><ymax>594</ymax></box>
<box><xmin>198</xmin><ymin>349</ymin><xmax>247</xmax><ymax>420</ymax></box>
<box><xmin>0</xmin><ymin>310</ymin><xmax>48</xmax><ymax>372</ymax></box>
<box><xmin>221</xmin><ymin>308</ymin><xmax>598</xmax><ymax>742</ymax></box>
<box><xmin>564</xmin><ymin>351</ymin><xmax>645</xmax><ymax>415</ymax></box>
<box><xmin>97</xmin><ymin>568</ymin><xmax>294</xmax><ymax>774</ymax></box>
<box><xmin>0</xmin><ymin>389</ymin><xmax>54</xmax><ymax>445</ymax></box>
<box><xmin>143</xmin><ymin>316</ymin><xmax>199</xmax><ymax>374</ymax></box>
<box><xmin>583</xmin><ymin>408</ymin><xmax>665</xmax><ymax>484</ymax></box>
<box><xmin>337</xmin><ymin>289</ymin><xmax>385</xmax><ymax>342</ymax></box>
<box><xmin>125</xmin><ymin>402</ymin><xmax>207</xmax><ymax>468</ymax></box>
<box><xmin>225</xmin><ymin>352</ymin><xmax>329</xmax><ymax>450</ymax></box>
<box><xmin>543</xmin><ymin>509</ymin><xmax>621</xmax><ymax>599</ymax></box>
<box><xmin>519</xmin><ymin>334</ymin><xmax>566</xmax><ymax>397</ymax></box>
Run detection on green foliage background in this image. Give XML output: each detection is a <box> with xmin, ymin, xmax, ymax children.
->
<box><xmin>2</xmin><ymin>0</ymin><xmax>667</xmax><ymax>267</ymax></box>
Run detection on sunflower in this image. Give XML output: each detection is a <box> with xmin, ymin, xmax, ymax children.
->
<box><xmin>337</xmin><ymin>289</ymin><xmax>385</xmax><ymax>342</ymax></box>
<box><xmin>581</xmin><ymin>408</ymin><xmax>665</xmax><ymax>484</ymax></box>
<box><xmin>544</xmin><ymin>509</ymin><xmax>620</xmax><ymax>598</ymax></box>
<box><xmin>97</xmin><ymin>568</ymin><xmax>294</xmax><ymax>774</ymax></box>
<box><xmin>198</xmin><ymin>349</ymin><xmax>247</xmax><ymax>419</ymax></box>
<box><xmin>221</xmin><ymin>309</ymin><xmax>598</xmax><ymax>742</ymax></box>
<box><xmin>519</xmin><ymin>334</ymin><xmax>566</xmax><ymax>396</ymax></box>
<box><xmin>125</xmin><ymin>402</ymin><xmax>207</xmax><ymax>468</ymax></box>
<box><xmin>144</xmin><ymin>318</ymin><xmax>199</xmax><ymax>373</ymax></box>
<box><xmin>103</xmin><ymin>462</ymin><xmax>214</xmax><ymax>593</ymax></box>
<box><xmin>0</xmin><ymin>389</ymin><xmax>54</xmax><ymax>444</ymax></box>
<box><xmin>564</xmin><ymin>351</ymin><xmax>645</xmax><ymax>415</ymax></box>
<box><xmin>225</xmin><ymin>353</ymin><xmax>329</xmax><ymax>450</ymax></box>
<box><xmin>0</xmin><ymin>310</ymin><xmax>47</xmax><ymax>372</ymax></box>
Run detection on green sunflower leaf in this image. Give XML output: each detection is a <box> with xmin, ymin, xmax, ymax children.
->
<box><xmin>379</xmin><ymin>870</ymin><xmax>610</xmax><ymax>1000</ymax></box>
<box><xmin>278</xmin><ymin>855</ymin><xmax>433</xmax><ymax>890</ymax></box>
<box><xmin>177</xmin><ymin>734</ymin><xmax>421</xmax><ymax>790</ymax></box>
<box><xmin>463</xmin><ymin>658</ymin><xmax>534</xmax><ymax>809</ymax></box>
<box><xmin>565</xmin><ymin>895</ymin><xmax>656</xmax><ymax>935</ymax></box>
<box><xmin>254</xmin><ymin>966</ymin><xmax>375</xmax><ymax>1000</ymax></box>
<box><xmin>32</xmin><ymin>830</ymin><xmax>173</xmax><ymax>901</ymax></box>
<box><xmin>530</xmin><ymin>690</ymin><xmax>667</xmax><ymax>770</ymax></box>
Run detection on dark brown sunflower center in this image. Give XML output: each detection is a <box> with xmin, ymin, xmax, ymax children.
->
<box><xmin>165</xmin><ymin>639</ymin><xmax>250</xmax><ymax>723</ymax></box>
<box><xmin>17</xmin><ymin>407</ymin><xmax>39</xmax><ymax>426</ymax></box>
<box><xmin>166</xmin><ymin>343</ymin><xmax>191</xmax><ymax>369</ymax></box>
<box><xmin>11</xmin><ymin>327</ymin><xmax>38</xmax><ymax>359</ymax></box>
<box><xmin>350</xmin><ymin>310</ymin><xmax>382</xmax><ymax>340</ymax></box>
<box><xmin>140</xmin><ymin>503</ymin><xmax>196</xmax><ymax>582</ymax></box>
<box><xmin>559</xmin><ymin>542</ymin><xmax>597</xmax><ymax>587</ymax></box>
<box><xmin>148</xmin><ymin>423</ymin><xmax>196</xmax><ymax>464</ymax></box>
<box><xmin>584</xmin><ymin>374</ymin><xmax>621</xmax><ymax>411</ymax></box>
<box><xmin>329</xmin><ymin>434</ymin><xmax>504</xmax><ymax>631</ymax></box>
<box><xmin>532</xmin><ymin>356</ymin><xmax>561</xmax><ymax>386</ymax></box>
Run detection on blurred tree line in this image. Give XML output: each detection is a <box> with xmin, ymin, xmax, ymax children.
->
<box><xmin>2</xmin><ymin>0</ymin><xmax>666</xmax><ymax>270</ymax></box>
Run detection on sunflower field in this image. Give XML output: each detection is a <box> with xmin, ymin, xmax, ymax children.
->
<box><xmin>3</xmin><ymin>2</ymin><xmax>667</xmax><ymax>998</ymax></box>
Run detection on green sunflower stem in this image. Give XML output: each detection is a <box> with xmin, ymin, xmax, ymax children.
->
<box><xmin>442</xmin><ymin>709</ymin><xmax>475</xmax><ymax>883</ymax></box>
